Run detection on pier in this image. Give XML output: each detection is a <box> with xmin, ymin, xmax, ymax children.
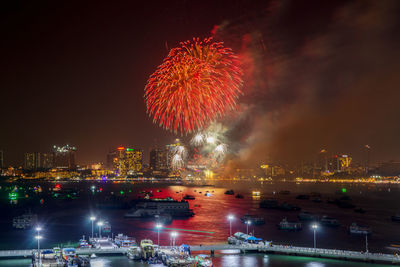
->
<box><xmin>1</xmin><ymin>243</ymin><xmax>400</xmax><ymax>265</ymax></box>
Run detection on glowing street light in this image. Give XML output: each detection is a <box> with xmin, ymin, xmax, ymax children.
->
<box><xmin>155</xmin><ymin>223</ymin><xmax>163</xmax><ymax>246</ymax></box>
<box><xmin>170</xmin><ymin>231</ymin><xmax>178</xmax><ymax>247</ymax></box>
<box><xmin>246</xmin><ymin>220</ymin><xmax>251</xmax><ymax>236</ymax></box>
<box><xmin>90</xmin><ymin>216</ymin><xmax>96</xmax><ymax>239</ymax></box>
<box><xmin>311</xmin><ymin>223</ymin><xmax>318</xmax><ymax>249</ymax></box>
<box><xmin>227</xmin><ymin>215</ymin><xmax>234</xmax><ymax>237</ymax></box>
<box><xmin>35</xmin><ymin>235</ymin><xmax>42</xmax><ymax>266</ymax></box>
<box><xmin>97</xmin><ymin>221</ymin><xmax>103</xmax><ymax>238</ymax></box>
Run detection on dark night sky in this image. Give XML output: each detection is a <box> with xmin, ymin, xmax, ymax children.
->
<box><xmin>1</xmin><ymin>0</ymin><xmax>399</xmax><ymax>166</ymax></box>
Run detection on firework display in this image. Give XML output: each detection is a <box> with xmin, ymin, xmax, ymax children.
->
<box><xmin>145</xmin><ymin>37</ymin><xmax>243</xmax><ymax>134</ymax></box>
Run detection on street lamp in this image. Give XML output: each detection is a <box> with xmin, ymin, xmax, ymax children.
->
<box><xmin>35</xmin><ymin>235</ymin><xmax>42</xmax><ymax>266</ymax></box>
<box><xmin>155</xmin><ymin>223</ymin><xmax>163</xmax><ymax>246</ymax></box>
<box><xmin>97</xmin><ymin>221</ymin><xmax>103</xmax><ymax>238</ymax></box>
<box><xmin>365</xmin><ymin>233</ymin><xmax>369</xmax><ymax>254</ymax></box>
<box><xmin>246</xmin><ymin>220</ymin><xmax>251</xmax><ymax>236</ymax></box>
<box><xmin>90</xmin><ymin>216</ymin><xmax>96</xmax><ymax>239</ymax></box>
<box><xmin>170</xmin><ymin>231</ymin><xmax>178</xmax><ymax>247</ymax></box>
<box><xmin>227</xmin><ymin>215</ymin><xmax>234</xmax><ymax>237</ymax></box>
<box><xmin>311</xmin><ymin>223</ymin><xmax>318</xmax><ymax>249</ymax></box>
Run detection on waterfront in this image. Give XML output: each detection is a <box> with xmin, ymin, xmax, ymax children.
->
<box><xmin>1</xmin><ymin>181</ymin><xmax>400</xmax><ymax>266</ymax></box>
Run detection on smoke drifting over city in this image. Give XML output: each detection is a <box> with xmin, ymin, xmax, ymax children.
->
<box><xmin>216</xmin><ymin>0</ymin><xmax>400</xmax><ymax>168</ymax></box>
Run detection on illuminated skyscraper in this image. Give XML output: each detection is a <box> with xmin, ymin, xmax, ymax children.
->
<box><xmin>53</xmin><ymin>145</ymin><xmax>77</xmax><ymax>169</ymax></box>
<box><xmin>108</xmin><ymin>146</ymin><xmax>143</xmax><ymax>176</ymax></box>
<box><xmin>40</xmin><ymin>153</ymin><xmax>53</xmax><ymax>169</ymax></box>
<box><xmin>24</xmin><ymin>152</ymin><xmax>40</xmax><ymax>170</ymax></box>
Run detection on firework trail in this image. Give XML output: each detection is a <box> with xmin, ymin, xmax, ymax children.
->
<box><xmin>144</xmin><ymin>37</ymin><xmax>243</xmax><ymax>134</ymax></box>
<box><xmin>172</xmin><ymin>154</ymin><xmax>184</xmax><ymax>170</ymax></box>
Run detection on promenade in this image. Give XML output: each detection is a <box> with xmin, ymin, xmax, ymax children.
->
<box><xmin>1</xmin><ymin>243</ymin><xmax>400</xmax><ymax>265</ymax></box>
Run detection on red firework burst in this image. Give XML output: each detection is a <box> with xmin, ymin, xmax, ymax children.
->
<box><xmin>144</xmin><ymin>37</ymin><xmax>243</xmax><ymax>134</ymax></box>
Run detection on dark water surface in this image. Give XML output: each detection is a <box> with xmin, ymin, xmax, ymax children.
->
<box><xmin>0</xmin><ymin>181</ymin><xmax>400</xmax><ymax>266</ymax></box>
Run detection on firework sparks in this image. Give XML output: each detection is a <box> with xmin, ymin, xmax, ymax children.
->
<box><xmin>144</xmin><ymin>37</ymin><xmax>243</xmax><ymax>134</ymax></box>
<box><xmin>191</xmin><ymin>133</ymin><xmax>204</xmax><ymax>146</ymax></box>
<box><xmin>206</xmin><ymin>136</ymin><xmax>216</xmax><ymax>144</ymax></box>
<box><xmin>172</xmin><ymin>154</ymin><xmax>184</xmax><ymax>170</ymax></box>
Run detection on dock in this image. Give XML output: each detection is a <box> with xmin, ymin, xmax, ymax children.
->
<box><xmin>1</xmin><ymin>243</ymin><xmax>400</xmax><ymax>265</ymax></box>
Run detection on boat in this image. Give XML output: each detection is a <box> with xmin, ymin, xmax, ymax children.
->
<box><xmin>62</xmin><ymin>248</ymin><xmax>76</xmax><ymax>261</ymax></box>
<box><xmin>349</xmin><ymin>223</ymin><xmax>372</xmax><ymax>235</ymax></box>
<box><xmin>260</xmin><ymin>199</ymin><xmax>279</xmax><ymax>209</ymax></box>
<box><xmin>235</xmin><ymin>194</ymin><xmax>244</xmax><ymax>199</ymax></box>
<box><xmin>320</xmin><ymin>216</ymin><xmax>340</xmax><ymax>227</ymax></box>
<box><xmin>277</xmin><ymin>218</ymin><xmax>302</xmax><ymax>231</ymax></box>
<box><xmin>12</xmin><ymin>212</ymin><xmax>37</xmax><ymax>229</ymax></box>
<box><xmin>195</xmin><ymin>254</ymin><xmax>213</xmax><ymax>267</ymax></box>
<box><xmin>183</xmin><ymin>194</ymin><xmax>195</xmax><ymax>200</ymax></box>
<box><xmin>279</xmin><ymin>202</ymin><xmax>301</xmax><ymax>211</ymax></box>
<box><xmin>354</xmin><ymin>208</ymin><xmax>366</xmax><ymax>214</ymax></box>
<box><xmin>78</xmin><ymin>236</ymin><xmax>92</xmax><ymax>248</ymax></box>
<box><xmin>392</xmin><ymin>213</ymin><xmax>400</xmax><ymax>222</ymax></box>
<box><xmin>241</xmin><ymin>214</ymin><xmax>265</xmax><ymax>225</ymax></box>
<box><xmin>224</xmin><ymin>190</ymin><xmax>235</xmax><ymax>195</ymax></box>
<box><xmin>124</xmin><ymin>197</ymin><xmax>194</xmax><ymax>218</ymax></box>
<box><xmin>279</xmin><ymin>190</ymin><xmax>290</xmax><ymax>195</ymax></box>
<box><xmin>296</xmin><ymin>194</ymin><xmax>310</xmax><ymax>200</ymax></box>
<box><xmin>127</xmin><ymin>246</ymin><xmax>141</xmax><ymax>260</ymax></box>
<box><xmin>114</xmin><ymin>233</ymin><xmax>136</xmax><ymax>247</ymax></box>
<box><xmin>298</xmin><ymin>211</ymin><xmax>318</xmax><ymax>221</ymax></box>
<box><xmin>140</xmin><ymin>239</ymin><xmax>155</xmax><ymax>259</ymax></box>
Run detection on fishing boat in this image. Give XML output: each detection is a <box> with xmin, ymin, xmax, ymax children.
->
<box><xmin>348</xmin><ymin>223</ymin><xmax>372</xmax><ymax>235</ymax></box>
<box><xmin>277</xmin><ymin>218</ymin><xmax>302</xmax><ymax>231</ymax></box>
<box><xmin>224</xmin><ymin>190</ymin><xmax>235</xmax><ymax>195</ymax></box>
<box><xmin>140</xmin><ymin>239</ymin><xmax>155</xmax><ymax>259</ymax></box>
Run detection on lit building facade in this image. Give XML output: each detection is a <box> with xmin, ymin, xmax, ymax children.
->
<box><xmin>108</xmin><ymin>146</ymin><xmax>143</xmax><ymax>176</ymax></box>
<box><xmin>150</xmin><ymin>148</ymin><xmax>168</xmax><ymax>171</ymax></box>
<box><xmin>24</xmin><ymin>152</ymin><xmax>40</xmax><ymax>170</ymax></box>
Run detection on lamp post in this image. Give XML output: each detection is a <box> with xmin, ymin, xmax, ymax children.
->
<box><xmin>227</xmin><ymin>215</ymin><xmax>234</xmax><ymax>237</ymax></box>
<box><xmin>170</xmin><ymin>232</ymin><xmax>178</xmax><ymax>247</ymax></box>
<box><xmin>90</xmin><ymin>216</ymin><xmax>96</xmax><ymax>239</ymax></box>
<box><xmin>311</xmin><ymin>223</ymin><xmax>318</xmax><ymax>249</ymax></box>
<box><xmin>156</xmin><ymin>224</ymin><xmax>162</xmax><ymax>246</ymax></box>
<box><xmin>365</xmin><ymin>233</ymin><xmax>369</xmax><ymax>254</ymax></box>
<box><xmin>97</xmin><ymin>221</ymin><xmax>103</xmax><ymax>238</ymax></box>
<box><xmin>35</xmin><ymin>228</ymin><xmax>42</xmax><ymax>267</ymax></box>
<box><xmin>246</xmin><ymin>220</ymin><xmax>251</xmax><ymax>236</ymax></box>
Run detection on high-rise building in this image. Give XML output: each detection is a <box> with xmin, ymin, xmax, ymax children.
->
<box><xmin>108</xmin><ymin>146</ymin><xmax>143</xmax><ymax>176</ymax></box>
<box><xmin>24</xmin><ymin>152</ymin><xmax>41</xmax><ymax>170</ymax></box>
<box><xmin>0</xmin><ymin>150</ymin><xmax>3</xmax><ymax>169</ymax></box>
<box><xmin>53</xmin><ymin>145</ymin><xmax>77</xmax><ymax>169</ymax></box>
<box><xmin>40</xmin><ymin>153</ymin><xmax>53</xmax><ymax>169</ymax></box>
<box><xmin>150</xmin><ymin>148</ymin><xmax>169</xmax><ymax>171</ymax></box>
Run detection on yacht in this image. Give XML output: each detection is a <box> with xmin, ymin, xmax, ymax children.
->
<box><xmin>277</xmin><ymin>218</ymin><xmax>302</xmax><ymax>231</ymax></box>
<box><xmin>348</xmin><ymin>223</ymin><xmax>372</xmax><ymax>235</ymax></box>
<box><xmin>124</xmin><ymin>198</ymin><xmax>194</xmax><ymax>218</ymax></box>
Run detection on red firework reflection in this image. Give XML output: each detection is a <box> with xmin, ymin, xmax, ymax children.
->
<box><xmin>144</xmin><ymin>37</ymin><xmax>243</xmax><ymax>134</ymax></box>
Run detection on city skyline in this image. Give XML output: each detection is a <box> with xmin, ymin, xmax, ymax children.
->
<box><xmin>1</xmin><ymin>1</ymin><xmax>400</xmax><ymax>166</ymax></box>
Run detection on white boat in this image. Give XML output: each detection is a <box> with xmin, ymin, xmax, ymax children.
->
<box><xmin>349</xmin><ymin>223</ymin><xmax>372</xmax><ymax>235</ymax></box>
<box><xmin>277</xmin><ymin>218</ymin><xmax>302</xmax><ymax>231</ymax></box>
<box><xmin>114</xmin><ymin>233</ymin><xmax>136</xmax><ymax>247</ymax></box>
<box><xmin>127</xmin><ymin>246</ymin><xmax>141</xmax><ymax>260</ymax></box>
<box><xmin>124</xmin><ymin>198</ymin><xmax>194</xmax><ymax>218</ymax></box>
